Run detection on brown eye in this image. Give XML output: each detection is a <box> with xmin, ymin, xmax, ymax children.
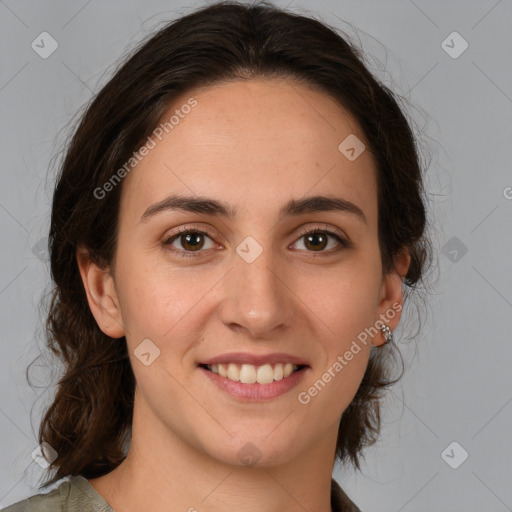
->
<box><xmin>176</xmin><ymin>232</ymin><xmax>206</xmax><ymax>251</ymax></box>
<box><xmin>292</xmin><ymin>228</ymin><xmax>349</xmax><ymax>254</ymax></box>
<box><xmin>303</xmin><ymin>232</ymin><xmax>329</xmax><ymax>251</ymax></box>
<box><xmin>163</xmin><ymin>228</ymin><xmax>216</xmax><ymax>257</ymax></box>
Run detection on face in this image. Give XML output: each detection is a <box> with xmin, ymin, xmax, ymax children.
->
<box><xmin>79</xmin><ymin>77</ymin><xmax>408</xmax><ymax>468</ymax></box>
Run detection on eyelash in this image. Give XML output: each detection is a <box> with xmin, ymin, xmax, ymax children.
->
<box><xmin>162</xmin><ymin>225</ymin><xmax>350</xmax><ymax>259</ymax></box>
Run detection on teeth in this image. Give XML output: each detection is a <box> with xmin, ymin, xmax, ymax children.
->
<box><xmin>283</xmin><ymin>363</ymin><xmax>294</xmax><ymax>378</ymax></box>
<box><xmin>240</xmin><ymin>364</ymin><xmax>257</xmax><ymax>384</ymax></box>
<box><xmin>227</xmin><ymin>363</ymin><xmax>239</xmax><ymax>381</ymax></box>
<box><xmin>256</xmin><ymin>364</ymin><xmax>274</xmax><ymax>384</ymax></box>
<box><xmin>207</xmin><ymin>363</ymin><xmax>300</xmax><ymax>384</ymax></box>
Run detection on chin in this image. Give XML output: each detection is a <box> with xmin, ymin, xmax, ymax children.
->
<box><xmin>203</xmin><ymin>430</ymin><xmax>305</xmax><ymax>468</ymax></box>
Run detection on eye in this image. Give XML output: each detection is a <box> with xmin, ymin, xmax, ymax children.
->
<box><xmin>163</xmin><ymin>224</ymin><xmax>350</xmax><ymax>259</ymax></box>
<box><xmin>163</xmin><ymin>226</ymin><xmax>218</xmax><ymax>258</ymax></box>
<box><xmin>291</xmin><ymin>226</ymin><xmax>350</xmax><ymax>255</ymax></box>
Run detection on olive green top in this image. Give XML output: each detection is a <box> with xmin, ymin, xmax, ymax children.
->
<box><xmin>2</xmin><ymin>475</ymin><xmax>361</xmax><ymax>511</ymax></box>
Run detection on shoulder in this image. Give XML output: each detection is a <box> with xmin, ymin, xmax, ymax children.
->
<box><xmin>1</xmin><ymin>476</ymin><xmax>113</xmax><ymax>512</ymax></box>
<box><xmin>1</xmin><ymin>480</ymin><xmax>67</xmax><ymax>512</ymax></box>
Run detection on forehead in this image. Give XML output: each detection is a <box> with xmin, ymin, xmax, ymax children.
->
<box><xmin>119</xmin><ymin>78</ymin><xmax>378</xmax><ymax>227</ymax></box>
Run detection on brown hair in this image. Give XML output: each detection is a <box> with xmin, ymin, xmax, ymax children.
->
<box><xmin>32</xmin><ymin>0</ymin><xmax>433</xmax><ymax>488</ymax></box>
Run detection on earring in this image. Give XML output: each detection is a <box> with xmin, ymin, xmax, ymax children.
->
<box><xmin>381</xmin><ymin>324</ymin><xmax>393</xmax><ymax>345</ymax></box>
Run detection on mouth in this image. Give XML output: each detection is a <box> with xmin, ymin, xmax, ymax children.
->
<box><xmin>199</xmin><ymin>362</ymin><xmax>307</xmax><ymax>385</ymax></box>
<box><xmin>198</xmin><ymin>359</ymin><xmax>309</xmax><ymax>401</ymax></box>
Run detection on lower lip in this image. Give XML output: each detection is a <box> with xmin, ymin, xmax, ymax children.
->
<box><xmin>199</xmin><ymin>366</ymin><xmax>308</xmax><ymax>401</ymax></box>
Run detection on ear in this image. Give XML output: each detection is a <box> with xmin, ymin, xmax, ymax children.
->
<box><xmin>76</xmin><ymin>245</ymin><xmax>125</xmax><ymax>339</ymax></box>
<box><xmin>373</xmin><ymin>247</ymin><xmax>411</xmax><ymax>347</ymax></box>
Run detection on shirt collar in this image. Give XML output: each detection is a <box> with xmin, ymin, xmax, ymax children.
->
<box><xmin>331</xmin><ymin>478</ymin><xmax>362</xmax><ymax>512</ymax></box>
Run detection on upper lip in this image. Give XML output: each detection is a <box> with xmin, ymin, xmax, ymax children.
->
<box><xmin>200</xmin><ymin>352</ymin><xmax>309</xmax><ymax>366</ymax></box>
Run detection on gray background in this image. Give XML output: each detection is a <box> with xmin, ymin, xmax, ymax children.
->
<box><xmin>1</xmin><ymin>1</ymin><xmax>511</xmax><ymax>511</ymax></box>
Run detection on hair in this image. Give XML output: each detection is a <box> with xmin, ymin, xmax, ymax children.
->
<box><xmin>31</xmin><ymin>0</ymin><xmax>433</xmax><ymax>488</ymax></box>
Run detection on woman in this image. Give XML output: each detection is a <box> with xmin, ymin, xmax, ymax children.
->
<box><xmin>4</xmin><ymin>1</ymin><xmax>432</xmax><ymax>510</ymax></box>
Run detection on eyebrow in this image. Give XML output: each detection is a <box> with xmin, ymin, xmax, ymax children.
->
<box><xmin>139</xmin><ymin>194</ymin><xmax>367</xmax><ymax>225</ymax></box>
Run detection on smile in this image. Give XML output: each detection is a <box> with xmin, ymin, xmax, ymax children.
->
<box><xmin>203</xmin><ymin>362</ymin><xmax>303</xmax><ymax>384</ymax></box>
<box><xmin>199</xmin><ymin>363</ymin><xmax>308</xmax><ymax>401</ymax></box>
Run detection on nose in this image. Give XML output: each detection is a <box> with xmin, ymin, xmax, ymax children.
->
<box><xmin>218</xmin><ymin>245</ymin><xmax>295</xmax><ymax>338</ymax></box>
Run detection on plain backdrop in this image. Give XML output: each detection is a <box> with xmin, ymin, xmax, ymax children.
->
<box><xmin>1</xmin><ymin>1</ymin><xmax>511</xmax><ymax>511</ymax></box>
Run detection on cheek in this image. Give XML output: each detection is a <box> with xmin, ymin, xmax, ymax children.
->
<box><xmin>115</xmin><ymin>252</ymin><xmax>218</xmax><ymax>348</ymax></box>
<box><xmin>322</xmin><ymin>288</ymin><xmax>374</xmax><ymax>378</ymax></box>
<box><xmin>296</xmin><ymin>339</ymin><xmax>370</xmax><ymax>430</ymax></box>
<box><xmin>306</xmin><ymin>256</ymin><xmax>380</xmax><ymax>397</ymax></box>
<box><xmin>319</xmin><ymin>267</ymin><xmax>381</xmax><ymax>342</ymax></box>
<box><xmin>297</xmin><ymin>284</ymin><xmax>374</xmax><ymax>422</ymax></box>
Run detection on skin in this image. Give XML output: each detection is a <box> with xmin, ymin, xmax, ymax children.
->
<box><xmin>77</xmin><ymin>77</ymin><xmax>410</xmax><ymax>512</ymax></box>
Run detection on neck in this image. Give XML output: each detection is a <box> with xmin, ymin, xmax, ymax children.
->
<box><xmin>90</xmin><ymin>391</ymin><xmax>337</xmax><ymax>512</ymax></box>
